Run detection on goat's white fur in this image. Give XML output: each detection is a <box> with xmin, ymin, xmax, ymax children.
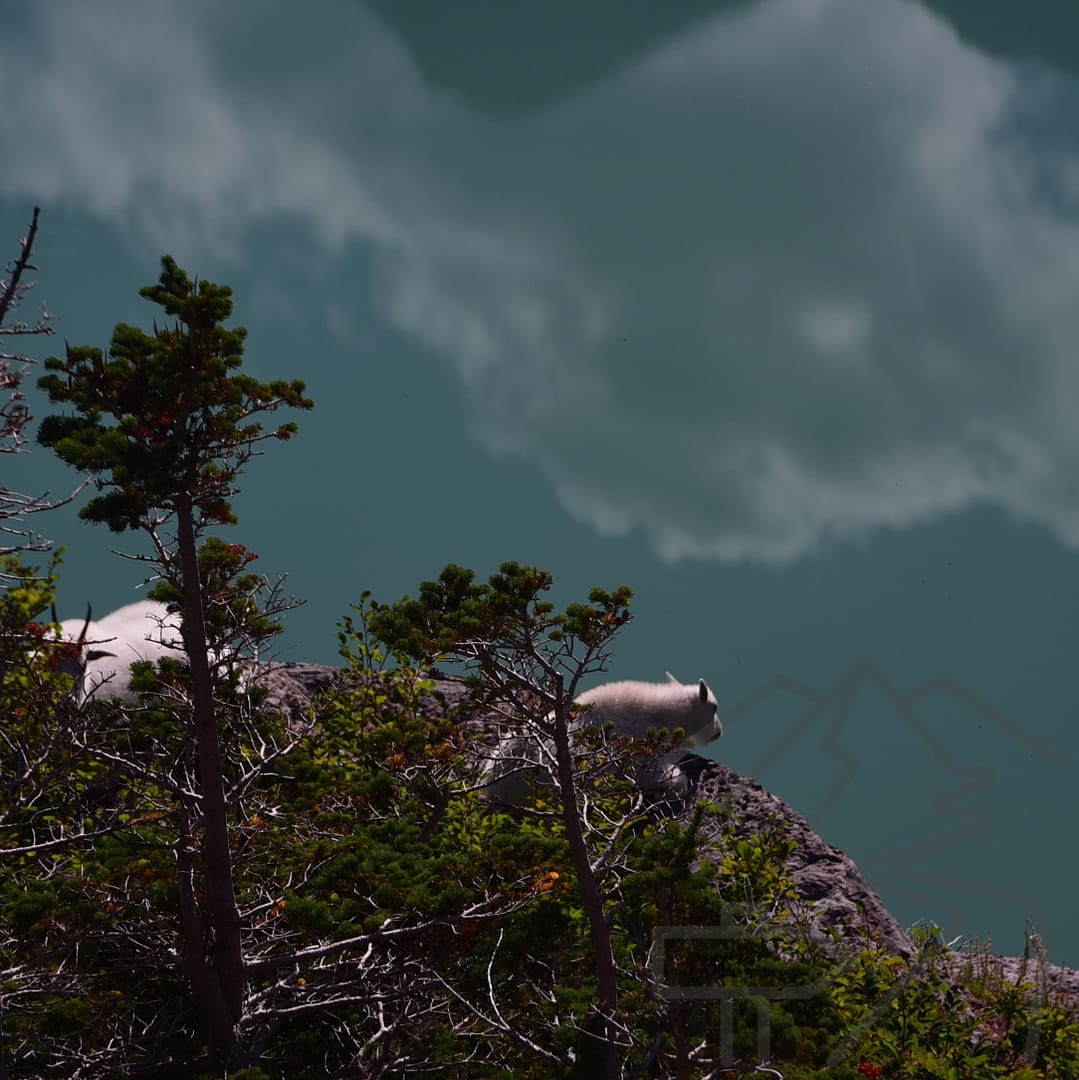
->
<box><xmin>59</xmin><ymin>600</ymin><xmax>184</xmax><ymax>701</ymax></box>
<box><xmin>484</xmin><ymin>672</ymin><xmax>721</xmax><ymax>805</ymax></box>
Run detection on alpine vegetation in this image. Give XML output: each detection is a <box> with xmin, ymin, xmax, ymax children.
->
<box><xmin>484</xmin><ymin>672</ymin><xmax>721</xmax><ymax>806</ymax></box>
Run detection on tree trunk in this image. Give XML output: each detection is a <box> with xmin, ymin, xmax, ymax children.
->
<box><xmin>176</xmin><ymin>500</ymin><xmax>248</xmax><ymax>1067</ymax></box>
<box><xmin>177</xmin><ymin>804</ymin><xmax>248</xmax><ymax>1070</ymax></box>
<box><xmin>551</xmin><ymin>702</ymin><xmax>620</xmax><ymax>1080</ymax></box>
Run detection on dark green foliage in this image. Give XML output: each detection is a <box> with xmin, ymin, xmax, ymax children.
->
<box><xmin>369</xmin><ymin>560</ymin><xmax>632</xmax><ymax>676</ymax></box>
<box><xmin>5</xmin><ymin>560</ymin><xmax>1079</xmax><ymax>1075</ymax></box>
<box><xmin>38</xmin><ymin>255</ymin><xmax>311</xmax><ymax>534</ymax></box>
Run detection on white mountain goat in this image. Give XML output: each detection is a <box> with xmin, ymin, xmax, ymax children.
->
<box><xmin>58</xmin><ymin>600</ymin><xmax>185</xmax><ymax>702</ymax></box>
<box><xmin>483</xmin><ymin>672</ymin><xmax>722</xmax><ymax>806</ymax></box>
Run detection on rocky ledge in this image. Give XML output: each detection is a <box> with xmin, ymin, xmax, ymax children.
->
<box><xmin>249</xmin><ymin>661</ymin><xmax>1079</xmax><ymax>1018</ymax></box>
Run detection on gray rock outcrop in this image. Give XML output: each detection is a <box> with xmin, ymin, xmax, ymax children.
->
<box><xmin>684</xmin><ymin>756</ymin><xmax>915</xmax><ymax>960</ymax></box>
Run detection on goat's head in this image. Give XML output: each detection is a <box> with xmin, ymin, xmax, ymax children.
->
<box><xmin>49</xmin><ymin>603</ymin><xmax>116</xmax><ymax>701</ymax></box>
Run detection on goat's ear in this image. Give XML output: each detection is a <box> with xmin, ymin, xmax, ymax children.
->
<box><xmin>698</xmin><ymin>679</ymin><xmax>709</xmax><ymax>702</ymax></box>
<box><xmin>666</xmin><ymin>671</ymin><xmax>680</xmax><ymax>686</ymax></box>
<box><xmin>85</xmin><ymin>649</ymin><xmax>116</xmax><ymax>662</ymax></box>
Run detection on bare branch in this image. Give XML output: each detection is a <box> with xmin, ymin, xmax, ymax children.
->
<box><xmin>0</xmin><ymin>208</ymin><xmax>95</xmax><ymax>566</ymax></box>
<box><xmin>0</xmin><ymin>207</ymin><xmax>52</xmax><ymax>454</ymax></box>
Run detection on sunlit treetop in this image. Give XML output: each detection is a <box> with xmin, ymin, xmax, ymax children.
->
<box><xmin>37</xmin><ymin>255</ymin><xmax>313</xmax><ymax>534</ymax></box>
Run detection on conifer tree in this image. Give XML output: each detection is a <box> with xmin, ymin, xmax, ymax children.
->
<box><xmin>37</xmin><ymin>256</ymin><xmax>312</xmax><ymax>1068</ymax></box>
<box><xmin>370</xmin><ymin>562</ymin><xmax>635</xmax><ymax>1079</ymax></box>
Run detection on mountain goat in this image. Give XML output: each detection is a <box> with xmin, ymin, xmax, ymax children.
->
<box><xmin>483</xmin><ymin>672</ymin><xmax>721</xmax><ymax>806</ymax></box>
<box><xmin>58</xmin><ymin>600</ymin><xmax>184</xmax><ymax>702</ymax></box>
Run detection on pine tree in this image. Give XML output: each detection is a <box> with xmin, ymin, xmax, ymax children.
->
<box><xmin>38</xmin><ymin>256</ymin><xmax>312</xmax><ymax>1069</ymax></box>
<box><xmin>370</xmin><ymin>561</ymin><xmax>635</xmax><ymax>1079</ymax></box>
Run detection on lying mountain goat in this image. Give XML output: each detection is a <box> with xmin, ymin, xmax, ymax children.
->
<box><xmin>483</xmin><ymin>672</ymin><xmax>721</xmax><ymax>806</ymax></box>
<box><xmin>58</xmin><ymin>600</ymin><xmax>184</xmax><ymax>702</ymax></box>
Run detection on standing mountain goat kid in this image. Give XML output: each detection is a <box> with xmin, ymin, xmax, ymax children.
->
<box><xmin>484</xmin><ymin>672</ymin><xmax>721</xmax><ymax>805</ymax></box>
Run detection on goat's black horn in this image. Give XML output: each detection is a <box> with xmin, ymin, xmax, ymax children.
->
<box><xmin>76</xmin><ymin>602</ymin><xmax>93</xmax><ymax>647</ymax></box>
